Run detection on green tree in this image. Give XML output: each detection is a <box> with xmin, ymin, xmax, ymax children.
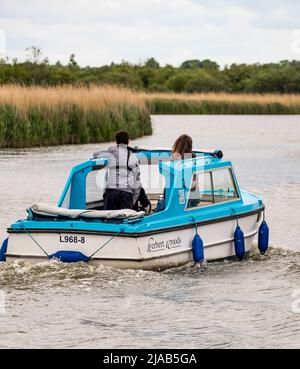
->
<box><xmin>180</xmin><ymin>59</ymin><xmax>202</xmax><ymax>69</ymax></box>
<box><xmin>185</xmin><ymin>74</ymin><xmax>227</xmax><ymax>92</ymax></box>
<box><xmin>199</xmin><ymin>59</ymin><xmax>219</xmax><ymax>71</ymax></box>
<box><xmin>103</xmin><ymin>71</ymin><xmax>143</xmax><ymax>88</ymax></box>
<box><xmin>181</xmin><ymin>59</ymin><xmax>219</xmax><ymax>70</ymax></box>
<box><xmin>138</xmin><ymin>68</ymin><xmax>155</xmax><ymax>89</ymax></box>
<box><xmin>167</xmin><ymin>73</ymin><xmax>191</xmax><ymax>92</ymax></box>
<box><xmin>144</xmin><ymin>57</ymin><xmax>160</xmax><ymax>69</ymax></box>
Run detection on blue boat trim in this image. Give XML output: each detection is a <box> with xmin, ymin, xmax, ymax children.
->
<box><xmin>8</xmin><ymin>206</ymin><xmax>263</xmax><ymax>237</ymax></box>
<box><xmin>9</xmin><ymin>152</ymin><xmax>263</xmax><ymax>235</ymax></box>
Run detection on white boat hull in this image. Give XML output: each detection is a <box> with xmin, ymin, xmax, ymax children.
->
<box><xmin>6</xmin><ymin>214</ymin><xmax>260</xmax><ymax>270</ymax></box>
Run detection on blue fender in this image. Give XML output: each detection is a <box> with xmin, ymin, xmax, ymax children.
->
<box><xmin>49</xmin><ymin>251</ymin><xmax>90</xmax><ymax>263</ymax></box>
<box><xmin>192</xmin><ymin>233</ymin><xmax>204</xmax><ymax>263</ymax></box>
<box><xmin>258</xmin><ymin>221</ymin><xmax>269</xmax><ymax>255</ymax></box>
<box><xmin>0</xmin><ymin>238</ymin><xmax>8</xmax><ymax>262</ymax></box>
<box><xmin>234</xmin><ymin>225</ymin><xmax>245</xmax><ymax>261</ymax></box>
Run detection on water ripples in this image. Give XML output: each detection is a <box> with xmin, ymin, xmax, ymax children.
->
<box><xmin>1</xmin><ymin>245</ymin><xmax>300</xmax><ymax>348</ymax></box>
<box><xmin>1</xmin><ymin>116</ymin><xmax>300</xmax><ymax>348</ymax></box>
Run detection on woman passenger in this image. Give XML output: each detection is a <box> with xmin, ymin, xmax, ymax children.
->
<box><xmin>171</xmin><ymin>134</ymin><xmax>200</xmax><ymax>207</ymax></box>
<box><xmin>171</xmin><ymin>134</ymin><xmax>193</xmax><ymax>160</ymax></box>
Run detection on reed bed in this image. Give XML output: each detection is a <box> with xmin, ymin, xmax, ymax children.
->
<box><xmin>0</xmin><ymin>85</ymin><xmax>152</xmax><ymax>148</ymax></box>
<box><xmin>141</xmin><ymin>92</ymin><xmax>300</xmax><ymax>114</ymax></box>
<box><xmin>0</xmin><ymin>86</ymin><xmax>299</xmax><ymax>148</ymax></box>
<box><xmin>141</xmin><ymin>92</ymin><xmax>300</xmax><ymax>105</ymax></box>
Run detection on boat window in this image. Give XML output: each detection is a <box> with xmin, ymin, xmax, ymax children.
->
<box><xmin>212</xmin><ymin>168</ymin><xmax>239</xmax><ymax>203</ymax></box>
<box><xmin>86</xmin><ymin>168</ymin><xmax>106</xmax><ymax>209</ymax></box>
<box><xmin>186</xmin><ymin>171</ymin><xmax>213</xmax><ymax>209</ymax></box>
<box><xmin>186</xmin><ymin>168</ymin><xmax>239</xmax><ymax>210</ymax></box>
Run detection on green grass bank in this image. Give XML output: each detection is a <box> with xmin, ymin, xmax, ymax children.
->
<box><xmin>0</xmin><ymin>103</ymin><xmax>152</xmax><ymax>148</ymax></box>
<box><xmin>147</xmin><ymin>98</ymin><xmax>300</xmax><ymax>115</ymax></box>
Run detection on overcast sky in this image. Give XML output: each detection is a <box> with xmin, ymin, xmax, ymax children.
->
<box><xmin>0</xmin><ymin>0</ymin><xmax>299</xmax><ymax>66</ymax></box>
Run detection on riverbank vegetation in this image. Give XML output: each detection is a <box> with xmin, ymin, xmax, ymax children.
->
<box><xmin>0</xmin><ymin>85</ymin><xmax>152</xmax><ymax>148</ymax></box>
<box><xmin>1</xmin><ymin>52</ymin><xmax>300</xmax><ymax>94</ymax></box>
<box><xmin>1</xmin><ymin>50</ymin><xmax>300</xmax><ymax>147</ymax></box>
<box><xmin>1</xmin><ymin>85</ymin><xmax>299</xmax><ymax>148</ymax></box>
<box><xmin>143</xmin><ymin>92</ymin><xmax>300</xmax><ymax>114</ymax></box>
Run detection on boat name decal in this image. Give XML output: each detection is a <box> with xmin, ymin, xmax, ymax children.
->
<box><xmin>59</xmin><ymin>235</ymin><xmax>86</xmax><ymax>244</ymax></box>
<box><xmin>147</xmin><ymin>236</ymin><xmax>183</xmax><ymax>253</ymax></box>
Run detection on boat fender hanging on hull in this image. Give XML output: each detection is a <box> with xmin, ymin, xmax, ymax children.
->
<box><xmin>49</xmin><ymin>251</ymin><xmax>90</xmax><ymax>263</ymax></box>
<box><xmin>0</xmin><ymin>238</ymin><xmax>8</xmax><ymax>262</ymax></box>
<box><xmin>234</xmin><ymin>225</ymin><xmax>245</xmax><ymax>261</ymax></box>
<box><xmin>258</xmin><ymin>220</ymin><xmax>269</xmax><ymax>255</ymax></box>
<box><xmin>192</xmin><ymin>224</ymin><xmax>204</xmax><ymax>263</ymax></box>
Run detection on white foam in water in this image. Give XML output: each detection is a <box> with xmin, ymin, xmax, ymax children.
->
<box><xmin>0</xmin><ymin>245</ymin><xmax>300</xmax><ymax>348</ymax></box>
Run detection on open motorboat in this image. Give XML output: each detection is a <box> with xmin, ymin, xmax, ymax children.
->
<box><xmin>0</xmin><ymin>147</ymin><xmax>269</xmax><ymax>270</ymax></box>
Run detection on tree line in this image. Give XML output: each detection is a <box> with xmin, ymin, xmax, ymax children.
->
<box><xmin>1</xmin><ymin>48</ymin><xmax>300</xmax><ymax>93</ymax></box>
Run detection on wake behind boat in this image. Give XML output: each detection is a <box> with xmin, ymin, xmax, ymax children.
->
<box><xmin>0</xmin><ymin>147</ymin><xmax>269</xmax><ymax>270</ymax></box>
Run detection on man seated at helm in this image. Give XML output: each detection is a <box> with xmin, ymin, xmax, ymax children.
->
<box><xmin>93</xmin><ymin>131</ymin><xmax>145</xmax><ymax>211</ymax></box>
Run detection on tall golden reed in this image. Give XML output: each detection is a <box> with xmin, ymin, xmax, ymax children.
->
<box><xmin>0</xmin><ymin>85</ymin><xmax>151</xmax><ymax>148</ymax></box>
<box><xmin>140</xmin><ymin>91</ymin><xmax>300</xmax><ymax>106</ymax></box>
<box><xmin>0</xmin><ymin>84</ymin><xmax>145</xmax><ymax>110</ymax></box>
<box><xmin>0</xmin><ymin>84</ymin><xmax>299</xmax><ymax>148</ymax></box>
<box><xmin>0</xmin><ymin>84</ymin><xmax>299</xmax><ymax>110</ymax></box>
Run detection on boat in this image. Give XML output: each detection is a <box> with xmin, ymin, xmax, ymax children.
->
<box><xmin>0</xmin><ymin>147</ymin><xmax>268</xmax><ymax>270</ymax></box>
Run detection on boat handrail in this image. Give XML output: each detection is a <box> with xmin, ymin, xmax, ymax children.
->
<box><xmin>130</xmin><ymin>146</ymin><xmax>223</xmax><ymax>159</ymax></box>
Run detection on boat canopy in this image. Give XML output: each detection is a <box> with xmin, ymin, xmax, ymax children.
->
<box><xmin>52</xmin><ymin>147</ymin><xmax>237</xmax><ymax>220</ymax></box>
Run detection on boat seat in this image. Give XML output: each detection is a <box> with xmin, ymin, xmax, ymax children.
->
<box><xmin>30</xmin><ymin>203</ymin><xmax>145</xmax><ymax>220</ymax></box>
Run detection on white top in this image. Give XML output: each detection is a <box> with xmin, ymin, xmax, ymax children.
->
<box><xmin>31</xmin><ymin>203</ymin><xmax>145</xmax><ymax>220</ymax></box>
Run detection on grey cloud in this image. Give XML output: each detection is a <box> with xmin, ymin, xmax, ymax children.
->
<box><xmin>0</xmin><ymin>0</ymin><xmax>298</xmax><ymax>66</ymax></box>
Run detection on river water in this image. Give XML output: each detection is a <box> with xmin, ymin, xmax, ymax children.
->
<box><xmin>0</xmin><ymin>115</ymin><xmax>300</xmax><ymax>349</ymax></box>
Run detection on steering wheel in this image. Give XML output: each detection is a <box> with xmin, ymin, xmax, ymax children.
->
<box><xmin>137</xmin><ymin>202</ymin><xmax>152</xmax><ymax>215</ymax></box>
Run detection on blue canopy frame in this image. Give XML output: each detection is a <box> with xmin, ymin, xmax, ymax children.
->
<box><xmin>9</xmin><ymin>149</ymin><xmax>263</xmax><ymax>234</ymax></box>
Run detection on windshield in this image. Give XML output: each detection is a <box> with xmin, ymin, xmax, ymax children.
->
<box><xmin>186</xmin><ymin>167</ymin><xmax>239</xmax><ymax>210</ymax></box>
